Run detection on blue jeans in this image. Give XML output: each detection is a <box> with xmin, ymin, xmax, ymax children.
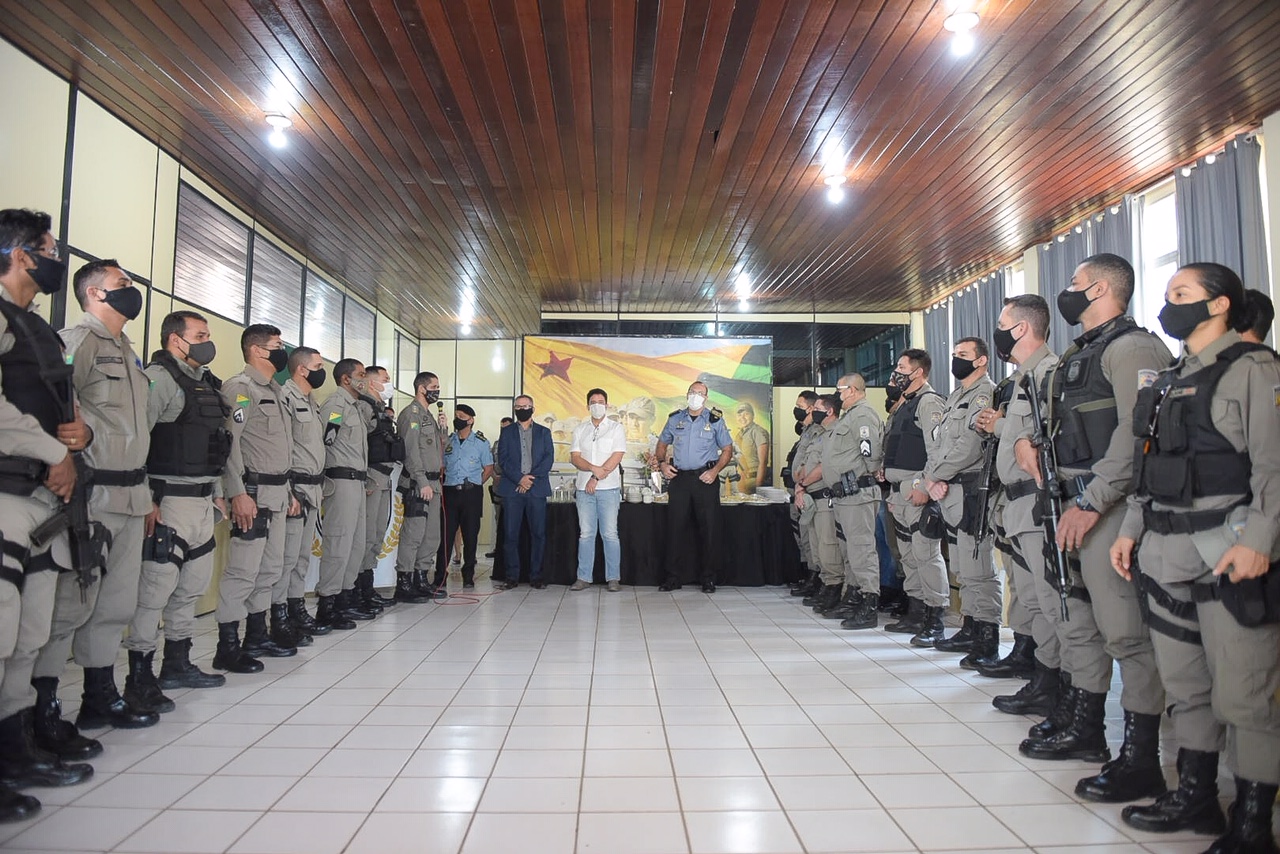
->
<box><xmin>576</xmin><ymin>488</ymin><xmax>621</xmax><ymax>582</ymax></box>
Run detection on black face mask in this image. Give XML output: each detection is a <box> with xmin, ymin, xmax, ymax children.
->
<box><xmin>885</xmin><ymin>383</ymin><xmax>903</xmax><ymax>404</ymax></box>
<box><xmin>888</xmin><ymin>370</ymin><xmax>913</xmax><ymax>389</ymax></box>
<box><xmin>453</xmin><ymin>418</ymin><xmax>471</xmax><ymax>432</ymax></box>
<box><xmin>425</xmin><ymin>390</ymin><xmax>440</xmax><ymax>404</ymax></box>
<box><xmin>794</xmin><ymin>422</ymin><xmax>804</xmax><ymax>436</ymax></box>
<box><xmin>264</xmin><ymin>346</ymin><xmax>289</xmax><ymax>373</ymax></box>
<box><xmin>811</xmin><ymin>409</ymin><xmax>828</xmax><ymax>425</ymax></box>
<box><xmin>305</xmin><ymin>368</ymin><xmax>327</xmax><ymax>389</ymax></box>
<box><xmin>102</xmin><ymin>286</ymin><xmax>143</xmax><ymax>320</ymax></box>
<box><xmin>950</xmin><ymin>356</ymin><xmax>979</xmax><ymax>381</ymax></box>
<box><xmin>993</xmin><ymin>324</ymin><xmax>1022</xmax><ymax>362</ymax></box>
<box><xmin>183</xmin><ymin>339</ymin><xmax>216</xmax><ymax>366</ymax></box>
<box><xmin>792</xmin><ymin>406</ymin><xmax>808</xmax><ymax>423</ymax></box>
<box><xmin>1056</xmin><ymin>285</ymin><xmax>1098</xmax><ymax>326</ymax></box>
<box><xmin>514</xmin><ymin>408</ymin><xmax>533</xmax><ymax>423</ymax></box>
<box><xmin>1158</xmin><ymin>299</ymin><xmax>1213</xmax><ymax>340</ymax></box>
<box><xmin>27</xmin><ymin>253</ymin><xmax>66</xmax><ymax>295</ymax></box>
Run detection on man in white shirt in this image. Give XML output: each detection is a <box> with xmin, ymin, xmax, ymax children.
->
<box><xmin>569</xmin><ymin>388</ymin><xmax>627</xmax><ymax>591</ymax></box>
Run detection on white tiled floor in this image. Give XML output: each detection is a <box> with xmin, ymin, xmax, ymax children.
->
<box><xmin>0</xmin><ymin>578</ymin><xmax>1227</xmax><ymax>853</ymax></box>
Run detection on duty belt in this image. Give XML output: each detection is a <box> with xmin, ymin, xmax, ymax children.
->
<box><xmin>243</xmin><ymin>470</ymin><xmax>290</xmax><ymax>486</ymax></box>
<box><xmin>675</xmin><ymin>461</ymin><xmax>717</xmax><ymax>474</ymax></box>
<box><xmin>91</xmin><ymin>467</ymin><xmax>147</xmax><ymax>487</ymax></box>
<box><xmin>424</xmin><ymin>472</ymin><xmax>441</xmax><ymax>482</ymax></box>
<box><xmin>1004</xmin><ymin>479</ymin><xmax>1038</xmax><ymax>501</ymax></box>
<box><xmin>1142</xmin><ymin>506</ymin><xmax>1234</xmax><ymax>536</ymax></box>
<box><xmin>149</xmin><ymin>478</ymin><xmax>214</xmax><ymax>499</ymax></box>
<box><xmin>324</xmin><ymin>467</ymin><xmax>365</xmax><ymax>480</ymax></box>
<box><xmin>447</xmin><ymin>480</ymin><xmax>481</xmax><ymax>490</ymax></box>
<box><xmin>947</xmin><ymin>471</ymin><xmax>983</xmax><ymax>487</ymax></box>
<box><xmin>808</xmin><ymin>486</ymin><xmax>835</xmax><ymax>499</ymax></box>
<box><xmin>290</xmin><ymin>471</ymin><xmax>324</xmax><ymax>486</ymax></box>
<box><xmin>1004</xmin><ymin>473</ymin><xmax>1094</xmax><ymax>503</ymax></box>
<box><xmin>370</xmin><ymin>462</ymin><xmax>395</xmax><ymax>475</ymax></box>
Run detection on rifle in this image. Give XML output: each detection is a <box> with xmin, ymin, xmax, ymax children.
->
<box><xmin>29</xmin><ymin>455</ymin><xmax>111</xmax><ymax>594</ymax></box>
<box><xmin>1020</xmin><ymin>372</ymin><xmax>1071</xmax><ymax>620</ymax></box>
<box><xmin>972</xmin><ymin>434</ymin><xmax>998</xmax><ymax>559</ymax></box>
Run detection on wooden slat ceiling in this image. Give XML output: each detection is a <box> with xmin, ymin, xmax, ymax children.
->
<box><xmin>4</xmin><ymin>0</ymin><xmax>1279</xmax><ymax>339</ymax></box>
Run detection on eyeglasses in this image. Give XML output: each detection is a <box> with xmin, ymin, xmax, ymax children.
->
<box><xmin>514</xmin><ymin>406</ymin><xmax>533</xmax><ymax>412</ymax></box>
<box><xmin>835</xmin><ymin>385</ymin><xmax>851</xmax><ymax>391</ymax></box>
<box><xmin>1</xmin><ymin>242</ymin><xmax>61</xmax><ymax>260</ymax></box>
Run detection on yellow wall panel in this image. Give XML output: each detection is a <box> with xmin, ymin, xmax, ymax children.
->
<box><xmin>68</xmin><ymin>97</ymin><xmax>158</xmax><ymax>278</ymax></box>
<box><xmin>457</xmin><ymin>339</ymin><xmax>516</xmax><ymax>398</ymax></box>
<box><xmin>419</xmin><ymin>339</ymin><xmax>456</xmax><ymax>398</ymax></box>
<box><xmin>0</xmin><ymin>40</ymin><xmax>68</xmax><ymax>226</ymax></box>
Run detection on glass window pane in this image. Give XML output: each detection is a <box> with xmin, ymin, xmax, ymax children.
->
<box><xmin>249</xmin><ymin>238</ymin><xmax>302</xmax><ymax>344</ymax></box>
<box><xmin>303</xmin><ymin>274</ymin><xmax>344</xmax><ymax>361</ymax></box>
<box><xmin>173</xmin><ymin>183</ymin><xmax>248</xmax><ymax>320</ymax></box>
<box><xmin>344</xmin><ymin>299</ymin><xmax>375</xmax><ymax>365</ymax></box>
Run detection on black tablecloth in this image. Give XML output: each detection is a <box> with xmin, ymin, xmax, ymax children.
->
<box><xmin>502</xmin><ymin>501</ymin><xmax>801</xmax><ymax>587</ymax></box>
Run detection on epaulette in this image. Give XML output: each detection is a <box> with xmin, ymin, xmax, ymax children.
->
<box><xmin>475</xmin><ymin>430</ymin><xmax>486</xmax><ymax>441</ymax></box>
<box><xmin>709</xmin><ymin>408</ymin><xmax>722</xmax><ymax>423</ymax></box>
<box><xmin>669</xmin><ymin>409</ymin><xmax>681</xmax><ymax>418</ymax></box>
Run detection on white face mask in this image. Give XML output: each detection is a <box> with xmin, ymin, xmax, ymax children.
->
<box><xmin>378</xmin><ymin>383</ymin><xmax>394</xmax><ymax>403</ymax></box>
<box><xmin>687</xmin><ymin>392</ymin><xmax>706</xmax><ymax>410</ymax></box>
<box><xmin>588</xmin><ymin>403</ymin><xmax>607</xmax><ymax>420</ymax></box>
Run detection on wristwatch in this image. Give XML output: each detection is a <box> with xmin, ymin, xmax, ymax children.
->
<box><xmin>1074</xmin><ymin>493</ymin><xmax>1097</xmax><ymax>513</ymax></box>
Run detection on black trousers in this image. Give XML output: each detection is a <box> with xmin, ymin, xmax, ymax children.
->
<box><xmin>663</xmin><ymin>470</ymin><xmax>720</xmax><ymax>586</ymax></box>
<box><xmin>440</xmin><ymin>484</ymin><xmax>484</xmax><ymax>584</ymax></box>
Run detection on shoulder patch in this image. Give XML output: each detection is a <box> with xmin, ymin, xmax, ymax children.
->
<box><xmin>1274</xmin><ymin>384</ymin><xmax>1280</xmax><ymax>408</ymax></box>
<box><xmin>233</xmin><ymin>408</ymin><xmax>245</xmax><ymax>424</ymax></box>
<box><xmin>972</xmin><ymin>394</ymin><xmax>990</xmax><ymax>411</ymax></box>
<box><xmin>859</xmin><ymin>424</ymin><xmax>870</xmax><ymax>439</ymax></box>
<box><xmin>328</xmin><ymin>412</ymin><xmax>343</xmax><ymax>424</ymax></box>
<box><xmin>409</xmin><ymin>421</ymin><xmax>419</xmax><ymax>430</ymax></box>
<box><xmin>930</xmin><ymin>409</ymin><xmax>944</xmax><ymax>424</ymax></box>
<box><xmin>1137</xmin><ymin>369</ymin><xmax>1158</xmax><ymax>389</ymax></box>
<box><xmin>235</xmin><ymin>393</ymin><xmax>251</xmax><ymax>409</ymax></box>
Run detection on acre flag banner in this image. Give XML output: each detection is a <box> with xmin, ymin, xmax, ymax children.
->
<box><xmin>522</xmin><ymin>335</ymin><xmax>774</xmax><ymax>491</ymax></box>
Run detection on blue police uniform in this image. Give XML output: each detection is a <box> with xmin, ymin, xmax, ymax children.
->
<box><xmin>442</xmin><ymin>431</ymin><xmax>493</xmax><ymax>583</ymax></box>
<box><xmin>444</xmin><ymin>433</ymin><xmax>493</xmax><ymax>486</ymax></box>
<box><xmin>658</xmin><ymin>407</ymin><xmax>733</xmax><ymax>590</ymax></box>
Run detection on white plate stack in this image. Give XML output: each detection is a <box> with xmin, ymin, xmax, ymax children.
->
<box><xmin>755</xmin><ymin>487</ymin><xmax>790</xmax><ymax>503</ymax></box>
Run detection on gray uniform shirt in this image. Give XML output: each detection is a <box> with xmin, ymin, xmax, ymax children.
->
<box><xmin>996</xmin><ymin>344</ymin><xmax>1060</xmax><ymax>536</ymax></box>
<box><xmin>791</xmin><ymin>422</ymin><xmax>822</xmax><ymax>486</ymax></box>
<box><xmin>822</xmin><ymin>398</ymin><xmax>884</xmax><ymax>504</ymax></box>
<box><xmin>398</xmin><ymin>399</ymin><xmax>445</xmax><ymax>491</ymax></box>
<box><xmin>319</xmin><ymin>389</ymin><xmax>369</xmax><ymax>471</ymax></box>
<box><xmin>222</xmin><ymin>364</ymin><xmax>292</xmax><ymax>511</ymax></box>
<box><xmin>926</xmin><ymin>375</ymin><xmax>995</xmax><ymax>483</ymax></box>
<box><xmin>62</xmin><ymin>314</ymin><xmax>151</xmax><ymax>516</ymax></box>
<box><xmin>798</xmin><ymin>422</ymin><xmax>831</xmax><ymax>490</ymax></box>
<box><xmin>283</xmin><ymin>378</ymin><xmax>325</xmax><ymax>508</ymax></box>
<box><xmin>145</xmin><ymin>356</ymin><xmax>223</xmax><ymax>497</ymax></box>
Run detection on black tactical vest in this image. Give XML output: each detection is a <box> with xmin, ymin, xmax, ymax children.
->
<box><xmin>1131</xmin><ymin>341</ymin><xmax>1268</xmax><ymax>506</ymax></box>
<box><xmin>0</xmin><ymin>298</ymin><xmax>72</xmax><ymax>438</ymax></box>
<box><xmin>1048</xmin><ymin>317</ymin><xmax>1155</xmax><ymax>469</ymax></box>
<box><xmin>146</xmin><ymin>351</ymin><xmax>232</xmax><ymax>478</ymax></box>
<box><xmin>367</xmin><ymin>404</ymin><xmax>406</xmax><ymax>466</ymax></box>
<box><xmin>883</xmin><ymin>389</ymin><xmax>940</xmax><ymax>472</ymax></box>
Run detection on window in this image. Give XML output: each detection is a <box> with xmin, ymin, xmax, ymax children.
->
<box><xmin>173</xmin><ymin>183</ymin><xmax>249</xmax><ymax>321</ymax></box>
<box><xmin>1137</xmin><ymin>181</ymin><xmax>1179</xmax><ymax>351</ymax></box>
<box><xmin>249</xmin><ymin>238</ymin><xmax>303</xmax><ymax>344</ymax></box>
<box><xmin>396</xmin><ymin>331</ymin><xmax>419</xmax><ymax>392</ymax></box>
<box><xmin>344</xmin><ymin>299</ymin><xmax>375</xmax><ymax>365</ymax></box>
<box><xmin>303</xmin><ymin>273</ymin><xmax>344</xmax><ymax>360</ymax></box>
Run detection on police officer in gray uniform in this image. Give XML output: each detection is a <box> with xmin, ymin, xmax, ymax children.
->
<box><xmin>1112</xmin><ymin>263</ymin><xmax>1280</xmax><ymax>849</ymax></box>
<box><xmin>881</xmin><ymin>349</ymin><xmax>950</xmax><ymax>646</ymax></box>
<box><xmin>316</xmin><ymin>358</ymin><xmax>372</xmax><ymax>626</ymax></box>
<box><xmin>213</xmin><ymin>324</ymin><xmax>297</xmax><ymax>672</ymax></box>
<box><xmin>355</xmin><ymin>366</ymin><xmax>401</xmax><ymax>612</ymax></box>
<box><xmin>34</xmin><ymin>260</ymin><xmax>154</xmax><ymax>734</ymax></box>
<box><xmin>122</xmin><ymin>310</ymin><xmax>229</xmax><ymax>715</ymax></box>
<box><xmin>825</xmin><ymin>375</ymin><xmax>885</xmax><ymax>629</ymax></box>
<box><xmin>0</xmin><ymin>210</ymin><xmax>93</xmax><ymax>820</ymax></box>
<box><xmin>792</xmin><ymin>394</ymin><xmax>842</xmax><ymax>614</ymax></box>
<box><xmin>395</xmin><ymin>371</ymin><xmax>447</xmax><ymax>603</ymax></box>
<box><xmin>924</xmin><ymin>338</ymin><xmax>999</xmax><ymax>660</ymax></box>
<box><xmin>276</xmin><ymin>346</ymin><xmax>327</xmax><ymax>643</ymax></box>
<box><xmin>980</xmin><ymin>296</ymin><xmax>1064</xmax><ymax>717</ymax></box>
<box><xmin>787</xmin><ymin>391</ymin><xmax>820</xmax><ymax>597</ymax></box>
<box><xmin>1018</xmin><ymin>255</ymin><xmax>1171</xmax><ymax>805</ymax></box>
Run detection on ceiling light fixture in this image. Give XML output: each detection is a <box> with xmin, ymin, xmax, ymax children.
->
<box><xmin>823</xmin><ymin>174</ymin><xmax>847</xmax><ymax>187</ymax></box>
<box><xmin>734</xmin><ymin>272</ymin><xmax>751</xmax><ymax>298</ymax></box>
<box><xmin>460</xmin><ymin>324</ymin><xmax>472</xmax><ymax>336</ymax></box>
<box><xmin>950</xmin><ymin>30</ymin><xmax>975</xmax><ymax>56</ymax></box>
<box><xmin>826</xmin><ymin>186</ymin><xmax>846</xmax><ymax>204</ymax></box>
<box><xmin>265</xmin><ymin>112</ymin><xmax>292</xmax><ymax>149</ymax></box>
<box><xmin>943</xmin><ymin>11</ymin><xmax>979</xmax><ymax>32</ymax></box>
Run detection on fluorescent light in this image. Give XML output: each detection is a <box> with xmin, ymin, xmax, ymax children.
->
<box><xmin>827</xmin><ymin>186</ymin><xmax>846</xmax><ymax>204</ymax></box>
<box><xmin>950</xmin><ymin>31</ymin><xmax>975</xmax><ymax>56</ymax></box>
<box><xmin>943</xmin><ymin>11</ymin><xmax>979</xmax><ymax>31</ymax></box>
<box><xmin>734</xmin><ymin>272</ymin><xmax>751</xmax><ymax>297</ymax></box>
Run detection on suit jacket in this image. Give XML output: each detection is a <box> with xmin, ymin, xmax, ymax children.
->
<box><xmin>495</xmin><ymin>421</ymin><xmax>553</xmax><ymax>498</ymax></box>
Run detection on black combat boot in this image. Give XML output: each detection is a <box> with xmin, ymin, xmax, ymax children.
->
<box><xmin>1121</xmin><ymin>748</ymin><xmax>1226</xmax><ymax>835</ymax></box>
<box><xmin>271</xmin><ymin>603</ymin><xmax>309</xmax><ymax>648</ymax></box>
<box><xmin>287</xmin><ymin>597</ymin><xmax>330</xmax><ymax>637</ymax></box>
<box><xmin>811</xmin><ymin>583</ymin><xmax>843</xmax><ymax>616</ymax></box>
<box><xmin>825</xmin><ymin>587</ymin><xmax>862</xmax><ymax>620</ymax></box>
<box><xmin>31</xmin><ymin>677</ymin><xmax>101</xmax><ymax>760</ymax></box>
<box><xmin>885</xmin><ymin>597</ymin><xmax>925</xmax><ymax>634</ymax></box>
<box><xmin>841</xmin><ymin>592</ymin><xmax>880</xmax><ymax>630</ymax></box>
<box><xmin>76</xmin><ymin>667</ymin><xmax>159</xmax><ymax>730</ymax></box>
<box><xmin>974</xmin><ymin>632</ymin><xmax>1037</xmax><ymax>679</ymax></box>
<box><xmin>958</xmin><ymin>621</ymin><xmax>1001</xmax><ymax>670</ymax></box>
<box><xmin>801</xmin><ymin>579</ymin><xmax>825</xmax><ymax>607</ymax></box>
<box><xmin>789</xmin><ymin>568</ymin><xmax>815</xmax><ymax>595</ymax></box>
<box><xmin>1020</xmin><ymin>688</ymin><xmax>1110</xmax><ymax>762</ymax></box>
<box><xmin>992</xmin><ymin>660</ymin><xmax>1059</xmax><ymax>716</ymax></box>
<box><xmin>1075</xmin><ymin>711</ymin><xmax>1167</xmax><ymax>803</ymax></box>
<box><xmin>909</xmin><ymin>605</ymin><xmax>947</xmax><ymax>647</ymax></box>
<box><xmin>412</xmin><ymin>569</ymin><xmax>444</xmax><ymax>599</ymax></box>
<box><xmin>157</xmin><ymin>637</ymin><xmax>226</xmax><ymax>689</ymax></box>
<box><xmin>314</xmin><ymin>594</ymin><xmax>356</xmax><ymax>631</ymax></box>
<box><xmin>338</xmin><ymin>589</ymin><xmax>377</xmax><ymax>621</ymax></box>
<box><xmin>360</xmin><ymin>570</ymin><xmax>395</xmax><ymax>608</ymax></box>
<box><xmin>123</xmin><ymin>650</ymin><xmax>175</xmax><ymax>714</ymax></box>
<box><xmin>0</xmin><ymin>709</ymin><xmax>93</xmax><ymax>788</ymax></box>
<box><xmin>395</xmin><ymin>572</ymin><xmax>431</xmax><ymax>603</ymax></box>
<box><xmin>212</xmin><ymin>621</ymin><xmax>265</xmax><ymax>673</ymax></box>
<box><xmin>1025</xmin><ymin>672</ymin><xmax>1073</xmax><ymax>742</ymax></box>
<box><xmin>1205</xmin><ymin>778</ymin><xmax>1280</xmax><ymax>853</ymax></box>
<box><xmin>933</xmin><ymin>615</ymin><xmax>975</xmax><ymax>652</ymax></box>
<box><xmin>0</xmin><ymin>781</ymin><xmax>39</xmax><ymax>823</ymax></box>
<box><xmin>355</xmin><ymin>572</ymin><xmax>385</xmax><ymax>614</ymax></box>
<box><xmin>797</xmin><ymin>573</ymin><xmax>823</xmax><ymax>601</ymax></box>
<box><xmin>242</xmin><ymin>610</ymin><xmax>297</xmax><ymax>658</ymax></box>
<box><xmin>883</xmin><ymin>587</ymin><xmax>910</xmax><ymax>616</ymax></box>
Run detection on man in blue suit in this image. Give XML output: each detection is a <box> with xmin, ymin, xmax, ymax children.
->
<box><xmin>496</xmin><ymin>394</ymin><xmax>554</xmax><ymax>589</ymax></box>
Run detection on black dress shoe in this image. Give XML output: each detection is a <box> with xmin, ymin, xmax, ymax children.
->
<box><xmin>701</xmin><ymin>582</ymin><xmax>716</xmax><ymax>593</ymax></box>
<box><xmin>658</xmin><ymin>583</ymin><xmax>682</xmax><ymax>592</ymax></box>
<box><xmin>530</xmin><ymin>580</ymin><xmax>546</xmax><ymax>590</ymax></box>
<box><xmin>499</xmin><ymin>580</ymin><xmax>519</xmax><ymax>590</ymax></box>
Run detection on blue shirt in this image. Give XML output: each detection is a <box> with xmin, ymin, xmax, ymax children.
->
<box><xmin>659</xmin><ymin>408</ymin><xmax>733</xmax><ymax>471</ymax></box>
<box><xmin>444</xmin><ymin>432</ymin><xmax>494</xmax><ymax>486</ymax></box>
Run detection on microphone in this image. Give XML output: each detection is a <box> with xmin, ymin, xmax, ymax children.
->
<box><xmin>436</xmin><ymin>400</ymin><xmax>445</xmax><ymax>427</ymax></box>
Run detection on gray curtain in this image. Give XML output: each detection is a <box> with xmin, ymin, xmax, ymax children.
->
<box><xmin>924</xmin><ymin>303</ymin><xmax>951</xmax><ymax>396</ymax></box>
<box><xmin>1091</xmin><ymin>199</ymin><xmax>1134</xmax><ymax>260</ymax></box>
<box><xmin>1175</xmin><ymin>134</ymin><xmax>1270</xmax><ymax>289</ymax></box>
<box><xmin>1041</xmin><ymin>231</ymin><xmax>1089</xmax><ymax>352</ymax></box>
<box><xmin>952</xmin><ymin>269</ymin><xmax>1007</xmax><ymax>375</ymax></box>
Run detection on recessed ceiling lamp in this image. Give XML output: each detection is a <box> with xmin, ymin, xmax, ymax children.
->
<box><xmin>826</xmin><ymin>186</ymin><xmax>846</xmax><ymax>204</ymax></box>
<box><xmin>265</xmin><ymin>112</ymin><xmax>291</xmax><ymax>149</ymax></box>
<box><xmin>944</xmin><ymin>10</ymin><xmax>979</xmax><ymax>57</ymax></box>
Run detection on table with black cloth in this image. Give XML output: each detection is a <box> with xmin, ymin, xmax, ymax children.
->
<box><xmin>502</xmin><ymin>500</ymin><xmax>801</xmax><ymax>586</ymax></box>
